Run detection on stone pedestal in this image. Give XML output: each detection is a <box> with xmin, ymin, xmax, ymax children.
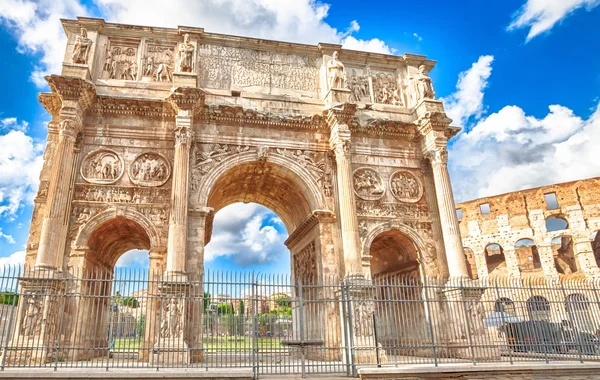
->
<box><xmin>61</xmin><ymin>63</ymin><xmax>91</xmax><ymax>80</ymax></box>
<box><xmin>152</xmin><ymin>275</ymin><xmax>191</xmax><ymax>366</ymax></box>
<box><xmin>441</xmin><ymin>284</ymin><xmax>500</xmax><ymax>361</ymax></box>
<box><xmin>325</xmin><ymin>88</ymin><xmax>351</xmax><ymax>105</ymax></box>
<box><xmin>3</xmin><ymin>268</ymin><xmax>65</xmax><ymax>366</ymax></box>
<box><xmin>341</xmin><ymin>275</ymin><xmax>386</xmax><ymax>365</ymax></box>
<box><xmin>173</xmin><ymin>72</ymin><xmax>198</xmax><ymax>88</ymax></box>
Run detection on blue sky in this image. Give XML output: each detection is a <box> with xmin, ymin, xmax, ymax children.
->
<box><xmin>0</xmin><ymin>0</ymin><xmax>598</xmax><ymax>273</ymax></box>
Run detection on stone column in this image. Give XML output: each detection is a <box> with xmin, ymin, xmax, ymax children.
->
<box><xmin>36</xmin><ymin>119</ymin><xmax>81</xmax><ymax>270</ymax></box>
<box><xmin>165</xmin><ymin>109</ymin><xmax>194</xmax><ymax>277</ymax></box>
<box><xmin>140</xmin><ymin>248</ymin><xmax>165</xmax><ymax>362</ymax></box>
<box><xmin>426</xmin><ymin>148</ymin><xmax>469</xmax><ymax>278</ymax></box>
<box><xmin>329</xmin><ymin>123</ymin><xmax>362</xmax><ymax>277</ymax></box>
<box><xmin>421</xmin><ymin>162</ymin><xmax>450</xmax><ymax>278</ymax></box>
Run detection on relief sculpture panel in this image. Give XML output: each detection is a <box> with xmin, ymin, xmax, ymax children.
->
<box><xmin>102</xmin><ymin>40</ymin><xmax>139</xmax><ymax>80</ymax></box>
<box><xmin>81</xmin><ymin>149</ymin><xmax>124</xmax><ymax>184</ymax></box>
<box><xmin>142</xmin><ymin>43</ymin><xmax>175</xmax><ymax>83</ymax></box>
<box><xmin>389</xmin><ymin>170</ymin><xmax>423</xmax><ymax>203</ymax></box>
<box><xmin>346</xmin><ymin>68</ymin><xmax>371</xmax><ymax>103</ymax></box>
<box><xmin>197</xmin><ymin>44</ymin><xmax>319</xmax><ymax>94</ymax></box>
<box><xmin>129</xmin><ymin>153</ymin><xmax>171</xmax><ymax>187</ymax></box>
<box><xmin>371</xmin><ymin>70</ymin><xmax>403</xmax><ymax>106</ymax></box>
<box><xmin>353</xmin><ymin>167</ymin><xmax>385</xmax><ymax>200</ymax></box>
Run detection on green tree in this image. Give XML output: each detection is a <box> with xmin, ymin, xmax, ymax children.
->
<box><xmin>217</xmin><ymin>303</ymin><xmax>233</xmax><ymax>315</ymax></box>
<box><xmin>135</xmin><ymin>313</ymin><xmax>146</xmax><ymax>336</ymax></box>
<box><xmin>0</xmin><ymin>291</ymin><xmax>18</xmax><ymax>306</ymax></box>
<box><xmin>119</xmin><ymin>297</ymin><xmax>139</xmax><ymax>308</ymax></box>
<box><xmin>239</xmin><ymin>300</ymin><xmax>245</xmax><ymax>315</ymax></box>
<box><xmin>275</xmin><ymin>295</ymin><xmax>291</xmax><ymax>308</ymax></box>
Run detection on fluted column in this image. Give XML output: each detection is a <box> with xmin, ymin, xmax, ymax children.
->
<box><xmin>36</xmin><ymin>118</ymin><xmax>81</xmax><ymax>269</ymax></box>
<box><xmin>427</xmin><ymin>147</ymin><xmax>469</xmax><ymax>278</ymax></box>
<box><xmin>166</xmin><ymin>109</ymin><xmax>194</xmax><ymax>276</ymax></box>
<box><xmin>330</xmin><ymin>123</ymin><xmax>362</xmax><ymax>276</ymax></box>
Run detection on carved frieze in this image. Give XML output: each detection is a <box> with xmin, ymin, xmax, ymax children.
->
<box><xmin>197</xmin><ymin>44</ymin><xmax>319</xmax><ymax>93</ymax></box>
<box><xmin>36</xmin><ymin>181</ymin><xmax>49</xmax><ymax>200</ymax></box>
<box><xmin>81</xmin><ymin>149</ymin><xmax>124</xmax><ymax>184</ymax></box>
<box><xmin>294</xmin><ymin>241</ymin><xmax>317</xmax><ymax>284</ymax></box>
<box><xmin>129</xmin><ymin>153</ymin><xmax>171</xmax><ymax>187</ymax></box>
<box><xmin>74</xmin><ymin>185</ymin><xmax>170</xmax><ymax>204</ymax></box>
<box><xmin>353</xmin><ymin>300</ymin><xmax>374</xmax><ymax>337</ymax></box>
<box><xmin>353</xmin><ymin>167</ymin><xmax>385</xmax><ymax>201</ymax></box>
<box><xmin>346</xmin><ymin>68</ymin><xmax>371</xmax><ymax>103</ymax></box>
<box><xmin>102</xmin><ymin>39</ymin><xmax>139</xmax><ymax>80</ymax></box>
<box><xmin>389</xmin><ymin>170</ymin><xmax>423</xmax><ymax>203</ymax></box>
<box><xmin>21</xmin><ymin>293</ymin><xmax>43</xmax><ymax>337</ymax></box>
<box><xmin>142</xmin><ymin>43</ymin><xmax>175</xmax><ymax>83</ymax></box>
<box><xmin>372</xmin><ymin>71</ymin><xmax>403</xmax><ymax>106</ymax></box>
<box><xmin>356</xmin><ymin>200</ymin><xmax>429</xmax><ymax>219</ymax></box>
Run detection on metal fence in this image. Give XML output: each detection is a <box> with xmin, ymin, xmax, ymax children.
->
<box><xmin>0</xmin><ymin>266</ymin><xmax>599</xmax><ymax>377</ymax></box>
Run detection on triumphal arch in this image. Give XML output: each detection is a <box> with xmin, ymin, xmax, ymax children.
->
<box><xmin>14</xmin><ymin>17</ymin><xmax>470</xmax><ymax>364</ymax></box>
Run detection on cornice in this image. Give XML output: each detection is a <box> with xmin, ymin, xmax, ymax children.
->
<box><xmin>166</xmin><ymin>87</ymin><xmax>206</xmax><ymax>116</ymax></box>
<box><xmin>94</xmin><ymin>96</ymin><xmax>176</xmax><ymax>118</ymax></box>
<box><xmin>284</xmin><ymin>210</ymin><xmax>335</xmax><ymax>248</ymax></box>
<box><xmin>38</xmin><ymin>92</ymin><xmax>62</xmax><ymax>119</ymax></box>
<box><xmin>200</xmin><ymin>104</ymin><xmax>326</xmax><ymax>131</ymax></box>
<box><xmin>45</xmin><ymin>75</ymin><xmax>96</xmax><ymax>111</ymax></box>
<box><xmin>350</xmin><ymin>118</ymin><xmax>417</xmax><ymax>138</ymax></box>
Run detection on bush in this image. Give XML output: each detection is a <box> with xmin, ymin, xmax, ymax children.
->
<box><xmin>0</xmin><ymin>291</ymin><xmax>18</xmax><ymax>306</ymax></box>
<box><xmin>119</xmin><ymin>297</ymin><xmax>139</xmax><ymax>308</ymax></box>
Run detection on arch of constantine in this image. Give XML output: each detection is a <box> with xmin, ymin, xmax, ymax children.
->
<box><xmin>13</xmin><ymin>16</ymin><xmax>468</xmax><ymax>366</ymax></box>
<box><xmin>11</xmin><ymin>17</ymin><xmax>600</xmax><ymax>376</ymax></box>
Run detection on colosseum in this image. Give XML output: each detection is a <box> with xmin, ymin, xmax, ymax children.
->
<box><xmin>457</xmin><ymin>176</ymin><xmax>600</xmax><ymax>281</ymax></box>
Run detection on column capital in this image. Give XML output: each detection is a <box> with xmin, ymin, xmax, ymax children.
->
<box><xmin>425</xmin><ymin>146</ymin><xmax>448</xmax><ymax>165</ymax></box>
<box><xmin>174</xmin><ymin>126</ymin><xmax>194</xmax><ymax>146</ymax></box>
<box><xmin>329</xmin><ymin>123</ymin><xmax>352</xmax><ymax>157</ymax></box>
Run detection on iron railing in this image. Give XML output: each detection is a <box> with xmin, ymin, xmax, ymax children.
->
<box><xmin>0</xmin><ymin>266</ymin><xmax>599</xmax><ymax>377</ymax></box>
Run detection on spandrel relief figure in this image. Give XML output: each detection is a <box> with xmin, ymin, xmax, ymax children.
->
<box><xmin>143</xmin><ymin>45</ymin><xmax>174</xmax><ymax>83</ymax></box>
<box><xmin>327</xmin><ymin>51</ymin><xmax>345</xmax><ymax>90</ymax></box>
<box><xmin>178</xmin><ymin>33</ymin><xmax>194</xmax><ymax>73</ymax></box>
<box><xmin>347</xmin><ymin>69</ymin><xmax>370</xmax><ymax>102</ymax></box>
<box><xmin>410</xmin><ymin>65</ymin><xmax>435</xmax><ymax>104</ymax></box>
<box><xmin>72</xmin><ymin>27</ymin><xmax>92</xmax><ymax>64</ymax></box>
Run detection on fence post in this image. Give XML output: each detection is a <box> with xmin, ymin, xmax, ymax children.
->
<box><xmin>53</xmin><ymin>272</ymin><xmax>68</xmax><ymax>371</ymax></box>
<box><xmin>339</xmin><ymin>279</ymin><xmax>351</xmax><ymax>376</ymax></box>
<box><xmin>0</xmin><ymin>266</ymin><xmax>20</xmax><ymax>371</ymax></box>
<box><xmin>493</xmin><ymin>279</ymin><xmax>512</xmax><ymax>364</ymax></box>
<box><xmin>251</xmin><ymin>272</ymin><xmax>258</xmax><ymax>379</ymax></box>
<box><xmin>421</xmin><ymin>275</ymin><xmax>438</xmax><ymax>367</ymax></box>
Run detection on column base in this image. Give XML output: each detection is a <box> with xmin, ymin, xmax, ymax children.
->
<box><xmin>153</xmin><ymin>338</ymin><xmax>190</xmax><ymax>365</ymax></box>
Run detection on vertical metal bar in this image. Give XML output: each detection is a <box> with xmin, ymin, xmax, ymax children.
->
<box><xmin>251</xmin><ymin>272</ymin><xmax>257</xmax><ymax>379</ymax></box>
<box><xmin>298</xmin><ymin>277</ymin><xmax>305</xmax><ymax>379</ymax></box>
<box><xmin>1</xmin><ymin>266</ymin><xmax>19</xmax><ymax>371</ymax></box>
<box><xmin>421</xmin><ymin>274</ymin><xmax>438</xmax><ymax>367</ymax></box>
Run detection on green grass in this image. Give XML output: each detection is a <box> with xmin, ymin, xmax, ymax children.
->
<box><xmin>110</xmin><ymin>336</ymin><xmax>285</xmax><ymax>351</ymax></box>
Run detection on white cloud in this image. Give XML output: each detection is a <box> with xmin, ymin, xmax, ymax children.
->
<box><xmin>1</xmin><ymin>118</ymin><xmax>28</xmax><ymax>132</ymax></box>
<box><xmin>0</xmin><ymin>120</ymin><xmax>44</xmax><ymax>218</ymax></box>
<box><xmin>0</xmin><ymin>251</ymin><xmax>25</xmax><ymax>267</ymax></box>
<box><xmin>412</xmin><ymin>32</ymin><xmax>422</xmax><ymax>42</ymax></box>
<box><xmin>0</xmin><ymin>229</ymin><xmax>15</xmax><ymax>244</ymax></box>
<box><xmin>447</xmin><ymin>58</ymin><xmax>600</xmax><ymax>202</ymax></box>
<box><xmin>205</xmin><ymin>203</ymin><xmax>288</xmax><ymax>267</ymax></box>
<box><xmin>508</xmin><ymin>0</ymin><xmax>600</xmax><ymax>41</ymax></box>
<box><xmin>0</xmin><ymin>0</ymin><xmax>89</xmax><ymax>86</ymax></box>
<box><xmin>0</xmin><ymin>0</ymin><xmax>394</xmax><ymax>88</ymax></box>
<box><xmin>442</xmin><ymin>55</ymin><xmax>494</xmax><ymax>130</ymax></box>
<box><xmin>115</xmin><ymin>249</ymin><xmax>149</xmax><ymax>267</ymax></box>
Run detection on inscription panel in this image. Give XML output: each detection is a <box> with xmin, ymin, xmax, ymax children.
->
<box><xmin>197</xmin><ymin>44</ymin><xmax>319</xmax><ymax>94</ymax></box>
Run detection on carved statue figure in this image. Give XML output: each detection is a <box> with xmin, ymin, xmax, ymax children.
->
<box><xmin>72</xmin><ymin>28</ymin><xmax>92</xmax><ymax>64</ymax></box>
<box><xmin>353</xmin><ymin>301</ymin><xmax>373</xmax><ymax>337</ymax></box>
<box><xmin>144</xmin><ymin>56</ymin><xmax>154</xmax><ymax>76</ymax></box>
<box><xmin>161</xmin><ymin>298</ymin><xmax>182</xmax><ymax>338</ymax></box>
<box><xmin>22</xmin><ymin>295</ymin><xmax>42</xmax><ymax>337</ymax></box>
<box><xmin>411</xmin><ymin>65</ymin><xmax>435</xmax><ymax>103</ymax></box>
<box><xmin>327</xmin><ymin>51</ymin><xmax>345</xmax><ymax>90</ymax></box>
<box><xmin>178</xmin><ymin>33</ymin><xmax>194</xmax><ymax>73</ymax></box>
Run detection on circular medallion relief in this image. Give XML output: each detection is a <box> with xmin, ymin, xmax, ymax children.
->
<box><xmin>353</xmin><ymin>167</ymin><xmax>385</xmax><ymax>200</ymax></box>
<box><xmin>129</xmin><ymin>152</ymin><xmax>171</xmax><ymax>187</ymax></box>
<box><xmin>81</xmin><ymin>149</ymin><xmax>124</xmax><ymax>184</ymax></box>
<box><xmin>389</xmin><ymin>170</ymin><xmax>423</xmax><ymax>203</ymax></box>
